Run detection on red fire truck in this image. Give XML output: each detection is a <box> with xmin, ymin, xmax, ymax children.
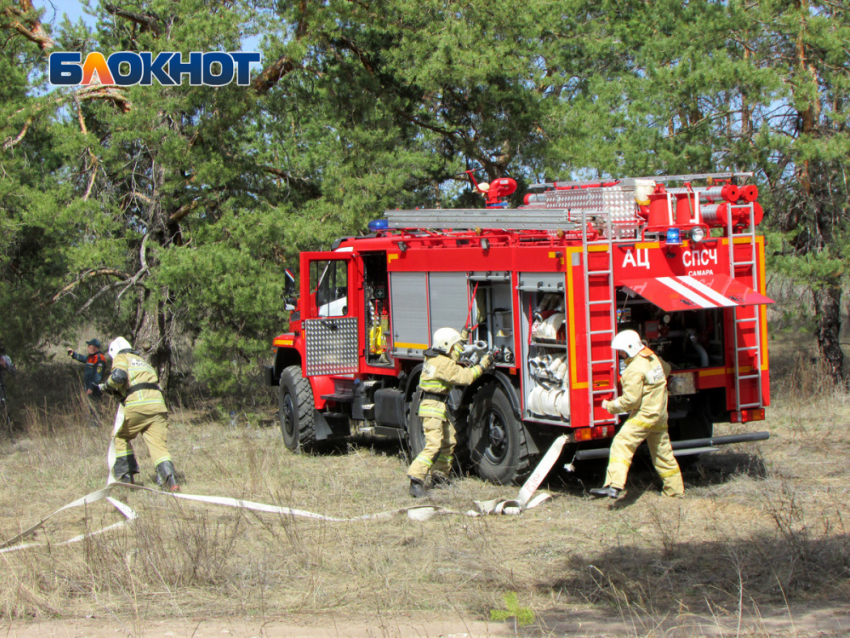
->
<box><xmin>266</xmin><ymin>172</ymin><xmax>772</xmax><ymax>484</ymax></box>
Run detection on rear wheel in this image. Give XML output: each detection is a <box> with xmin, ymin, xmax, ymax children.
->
<box><xmin>278</xmin><ymin>365</ymin><xmax>316</xmax><ymax>452</ymax></box>
<box><xmin>406</xmin><ymin>390</ymin><xmax>426</xmax><ymax>457</ymax></box>
<box><xmin>467</xmin><ymin>382</ymin><xmax>533</xmax><ymax>485</ymax></box>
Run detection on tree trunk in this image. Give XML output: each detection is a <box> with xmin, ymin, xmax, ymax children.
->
<box><xmin>134</xmin><ymin>289</ymin><xmax>173</xmax><ymax>391</ymax></box>
<box><xmin>813</xmin><ymin>285</ymin><xmax>844</xmax><ymax>384</ymax></box>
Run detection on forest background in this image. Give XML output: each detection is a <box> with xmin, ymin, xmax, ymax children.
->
<box><xmin>1</xmin><ymin>0</ymin><xmax>848</xmax><ymax>396</ymax></box>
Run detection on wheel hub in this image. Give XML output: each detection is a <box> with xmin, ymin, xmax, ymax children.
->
<box><xmin>489</xmin><ymin>424</ymin><xmax>506</xmax><ymax>446</ymax></box>
<box><xmin>282</xmin><ymin>394</ymin><xmax>295</xmax><ymax>436</ymax></box>
<box><xmin>483</xmin><ymin>413</ymin><xmax>508</xmax><ymax>464</ymax></box>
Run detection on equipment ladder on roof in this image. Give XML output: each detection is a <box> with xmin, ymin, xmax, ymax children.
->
<box><xmin>384</xmin><ymin>208</ymin><xmax>583</xmax><ymax>231</ymax></box>
<box><xmin>581</xmin><ymin>210</ymin><xmax>618</xmax><ymax>426</ymax></box>
<box><xmin>728</xmin><ymin>203</ymin><xmax>764</xmax><ymax>414</ymax></box>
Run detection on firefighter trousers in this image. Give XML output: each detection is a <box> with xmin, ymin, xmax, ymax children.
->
<box><xmin>113</xmin><ymin>407</ymin><xmax>172</xmax><ymax>471</ymax></box>
<box><xmin>407</xmin><ymin>416</ymin><xmax>456</xmax><ymax>482</ymax></box>
<box><xmin>604</xmin><ymin>419</ymin><xmax>684</xmax><ymax>497</ymax></box>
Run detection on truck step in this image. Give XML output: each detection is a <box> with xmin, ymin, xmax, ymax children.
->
<box><xmin>321</xmin><ymin>393</ymin><xmax>354</xmax><ymax>402</ymax></box>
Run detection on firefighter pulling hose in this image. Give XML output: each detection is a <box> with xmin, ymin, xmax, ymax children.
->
<box><xmin>407</xmin><ymin>327</ymin><xmax>494</xmax><ymax>498</ymax></box>
<box><xmin>99</xmin><ymin>337</ymin><xmax>181</xmax><ymax>491</ymax></box>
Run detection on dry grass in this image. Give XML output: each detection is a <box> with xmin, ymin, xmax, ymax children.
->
<box><xmin>0</xmin><ymin>350</ymin><xmax>848</xmax><ymax>636</ymax></box>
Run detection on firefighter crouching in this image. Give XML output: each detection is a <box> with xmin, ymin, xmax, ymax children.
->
<box><xmin>407</xmin><ymin>327</ymin><xmax>494</xmax><ymax>498</ymax></box>
<box><xmin>591</xmin><ymin>330</ymin><xmax>684</xmax><ymax>500</ymax></box>
<box><xmin>98</xmin><ymin>337</ymin><xmax>180</xmax><ymax>492</ymax></box>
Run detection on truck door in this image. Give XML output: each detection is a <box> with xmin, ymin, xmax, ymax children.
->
<box><xmin>300</xmin><ymin>252</ymin><xmax>359</xmax><ymax>376</ymax></box>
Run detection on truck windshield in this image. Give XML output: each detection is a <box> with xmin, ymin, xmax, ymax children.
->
<box><xmin>311</xmin><ymin>259</ymin><xmax>348</xmax><ymax>317</ymax></box>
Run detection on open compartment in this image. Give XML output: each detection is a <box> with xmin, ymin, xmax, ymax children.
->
<box><xmin>518</xmin><ymin>273</ymin><xmax>570</xmax><ymax>424</ymax></box>
<box><xmin>468</xmin><ymin>272</ymin><xmax>516</xmax><ymax>367</ymax></box>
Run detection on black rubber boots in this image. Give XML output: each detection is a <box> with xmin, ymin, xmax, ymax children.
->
<box><xmin>113</xmin><ymin>453</ymin><xmax>139</xmax><ymax>484</ymax></box>
<box><xmin>408</xmin><ymin>478</ymin><xmax>427</xmax><ymax>498</ymax></box>
<box><xmin>155</xmin><ymin>459</ymin><xmax>180</xmax><ymax>492</ymax></box>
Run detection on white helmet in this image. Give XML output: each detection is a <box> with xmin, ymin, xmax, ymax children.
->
<box><xmin>611</xmin><ymin>330</ymin><xmax>644</xmax><ymax>359</ymax></box>
<box><xmin>108</xmin><ymin>336</ymin><xmax>133</xmax><ymax>359</ymax></box>
<box><xmin>432</xmin><ymin>327</ymin><xmax>462</xmax><ymax>354</ymax></box>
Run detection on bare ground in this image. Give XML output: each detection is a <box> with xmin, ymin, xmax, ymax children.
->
<box><xmin>0</xmin><ymin>340</ymin><xmax>848</xmax><ymax>637</ymax></box>
<box><xmin>1</xmin><ymin>605</ymin><xmax>849</xmax><ymax>638</ymax></box>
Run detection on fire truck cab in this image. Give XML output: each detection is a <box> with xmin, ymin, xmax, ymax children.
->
<box><xmin>266</xmin><ymin>172</ymin><xmax>772</xmax><ymax>485</ymax></box>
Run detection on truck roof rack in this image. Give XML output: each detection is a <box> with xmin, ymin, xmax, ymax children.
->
<box><xmin>384</xmin><ymin>208</ymin><xmax>586</xmax><ymax>231</ymax></box>
<box><xmin>527</xmin><ymin>172</ymin><xmax>754</xmax><ymax>191</ymax></box>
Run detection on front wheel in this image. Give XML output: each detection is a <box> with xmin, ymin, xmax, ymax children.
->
<box><xmin>278</xmin><ymin>365</ymin><xmax>316</xmax><ymax>452</ymax></box>
<box><xmin>467</xmin><ymin>382</ymin><xmax>534</xmax><ymax>485</ymax></box>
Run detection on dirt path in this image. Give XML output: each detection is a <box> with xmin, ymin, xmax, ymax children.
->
<box><xmin>3</xmin><ymin>606</ymin><xmax>850</xmax><ymax>638</ymax></box>
<box><xmin>539</xmin><ymin>605</ymin><xmax>850</xmax><ymax>637</ymax></box>
<box><xmin>0</xmin><ymin>617</ymin><xmax>507</xmax><ymax>638</ymax></box>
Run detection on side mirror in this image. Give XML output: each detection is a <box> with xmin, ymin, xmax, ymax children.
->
<box><xmin>284</xmin><ymin>267</ymin><xmax>297</xmax><ymax>310</ymax></box>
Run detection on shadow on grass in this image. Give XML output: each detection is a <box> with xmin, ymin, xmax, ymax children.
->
<box><xmin>310</xmin><ymin>434</ymin><xmax>408</xmax><ymax>458</ymax></box>
<box><xmin>300</xmin><ymin>432</ymin><xmax>769</xmax><ymax>507</ymax></box>
<box><xmin>543</xmin><ymin>447</ymin><xmax>768</xmax><ymax>505</ymax></box>
<box><xmin>536</xmin><ymin>532</ymin><xmax>850</xmax><ymax>621</ymax></box>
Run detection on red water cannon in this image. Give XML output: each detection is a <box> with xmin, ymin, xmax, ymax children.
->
<box><xmin>465</xmin><ymin>170</ymin><xmax>517</xmax><ymax>208</ymax></box>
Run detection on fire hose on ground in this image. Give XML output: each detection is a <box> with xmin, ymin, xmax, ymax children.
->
<box><xmin>0</xmin><ymin>406</ymin><xmax>572</xmax><ymax>555</ymax></box>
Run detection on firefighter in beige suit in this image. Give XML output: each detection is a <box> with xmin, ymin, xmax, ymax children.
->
<box><xmin>99</xmin><ymin>337</ymin><xmax>180</xmax><ymax>491</ymax></box>
<box><xmin>407</xmin><ymin>327</ymin><xmax>493</xmax><ymax>498</ymax></box>
<box><xmin>591</xmin><ymin>330</ymin><xmax>684</xmax><ymax>499</ymax></box>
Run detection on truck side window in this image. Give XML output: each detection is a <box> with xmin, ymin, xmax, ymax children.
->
<box><xmin>311</xmin><ymin>260</ymin><xmax>348</xmax><ymax>317</ymax></box>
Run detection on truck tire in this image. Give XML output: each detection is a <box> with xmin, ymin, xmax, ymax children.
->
<box><xmin>406</xmin><ymin>390</ymin><xmax>426</xmax><ymax>458</ymax></box>
<box><xmin>278</xmin><ymin>365</ymin><xmax>316</xmax><ymax>452</ymax></box>
<box><xmin>467</xmin><ymin>382</ymin><xmax>532</xmax><ymax>485</ymax></box>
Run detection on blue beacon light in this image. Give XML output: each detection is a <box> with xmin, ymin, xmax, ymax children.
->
<box><xmin>368</xmin><ymin>219</ymin><xmax>389</xmax><ymax>232</ymax></box>
<box><xmin>666</xmin><ymin>227</ymin><xmax>682</xmax><ymax>246</ymax></box>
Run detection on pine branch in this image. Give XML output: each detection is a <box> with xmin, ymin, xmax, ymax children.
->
<box><xmin>76</xmin><ymin>84</ymin><xmax>132</xmax><ymax>113</ymax></box>
<box><xmin>49</xmin><ymin>268</ymin><xmax>132</xmax><ymax>305</ymax></box>
<box><xmin>168</xmin><ymin>198</ymin><xmax>203</xmax><ymax>223</ymax></box>
<box><xmin>252</xmin><ymin>56</ymin><xmax>298</xmax><ymax>94</ymax></box>
<box><xmin>1</xmin><ymin>0</ymin><xmax>54</xmax><ymax>51</ymax></box>
<box><xmin>102</xmin><ymin>1</ymin><xmax>161</xmax><ymax>33</ymax></box>
<box><xmin>261</xmin><ymin>165</ymin><xmax>314</xmax><ymax>187</ymax></box>
<box><xmin>1</xmin><ymin>114</ymin><xmax>34</xmax><ymax>150</ymax></box>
